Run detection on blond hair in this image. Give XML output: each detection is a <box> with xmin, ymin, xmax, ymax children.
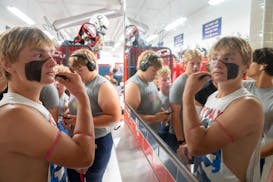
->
<box><xmin>53</xmin><ymin>64</ymin><xmax>71</xmax><ymax>74</ymax></box>
<box><xmin>137</xmin><ymin>50</ymin><xmax>163</xmax><ymax>70</ymax></box>
<box><xmin>0</xmin><ymin>27</ymin><xmax>54</xmax><ymax>79</ymax></box>
<box><xmin>208</xmin><ymin>36</ymin><xmax>253</xmax><ymax>65</ymax></box>
<box><xmin>68</xmin><ymin>48</ymin><xmax>97</xmax><ymax>69</ymax></box>
<box><xmin>183</xmin><ymin>49</ymin><xmax>202</xmax><ymax>64</ymax></box>
<box><xmin>157</xmin><ymin>66</ymin><xmax>171</xmax><ymax>77</ymax></box>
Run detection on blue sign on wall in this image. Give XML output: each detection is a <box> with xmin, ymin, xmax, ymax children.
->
<box><xmin>158</xmin><ymin>41</ymin><xmax>164</xmax><ymax>47</ymax></box>
<box><xmin>174</xmin><ymin>33</ymin><xmax>184</xmax><ymax>46</ymax></box>
<box><xmin>202</xmin><ymin>17</ymin><xmax>222</xmax><ymax>39</ymax></box>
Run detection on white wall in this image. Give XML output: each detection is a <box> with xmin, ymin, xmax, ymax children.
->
<box><xmin>151</xmin><ymin>0</ymin><xmax>251</xmax><ymax>54</ymax></box>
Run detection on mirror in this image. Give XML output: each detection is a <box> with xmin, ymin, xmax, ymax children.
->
<box><xmin>124</xmin><ymin>0</ymin><xmax>253</xmax><ymax>177</ymax></box>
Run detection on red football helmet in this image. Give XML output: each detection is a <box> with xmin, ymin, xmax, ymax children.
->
<box><xmin>74</xmin><ymin>23</ymin><xmax>98</xmax><ymax>47</ymax></box>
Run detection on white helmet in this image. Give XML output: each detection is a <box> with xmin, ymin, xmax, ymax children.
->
<box><xmin>89</xmin><ymin>14</ymin><xmax>109</xmax><ymax>36</ymax></box>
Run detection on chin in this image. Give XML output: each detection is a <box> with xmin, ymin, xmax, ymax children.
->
<box><xmin>213</xmin><ymin>75</ymin><xmax>224</xmax><ymax>82</ymax></box>
<box><xmin>43</xmin><ymin>77</ymin><xmax>55</xmax><ymax>84</ymax></box>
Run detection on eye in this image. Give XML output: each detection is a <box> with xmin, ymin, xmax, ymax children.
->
<box><xmin>35</xmin><ymin>53</ymin><xmax>43</xmax><ymax>59</ymax></box>
<box><xmin>50</xmin><ymin>50</ymin><xmax>56</xmax><ymax>57</ymax></box>
<box><xmin>222</xmin><ymin>57</ymin><xmax>233</xmax><ymax>63</ymax></box>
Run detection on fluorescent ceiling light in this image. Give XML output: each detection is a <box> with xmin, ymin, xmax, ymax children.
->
<box><xmin>164</xmin><ymin>17</ymin><xmax>187</xmax><ymax>32</ymax></box>
<box><xmin>103</xmin><ymin>10</ymin><xmax>116</xmax><ymax>16</ymax></box>
<box><xmin>7</xmin><ymin>6</ymin><xmax>35</xmax><ymax>25</ymax></box>
<box><xmin>42</xmin><ymin>30</ymin><xmax>55</xmax><ymax>39</ymax></box>
<box><xmin>208</xmin><ymin>0</ymin><xmax>225</xmax><ymax>6</ymax></box>
<box><xmin>146</xmin><ymin>34</ymin><xmax>158</xmax><ymax>42</ymax></box>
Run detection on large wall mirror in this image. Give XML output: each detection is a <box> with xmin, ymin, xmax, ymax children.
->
<box><xmin>124</xmin><ymin>0</ymin><xmax>254</xmax><ymax>178</ymax></box>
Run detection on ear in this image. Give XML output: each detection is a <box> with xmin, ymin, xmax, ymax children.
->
<box><xmin>1</xmin><ymin>61</ymin><xmax>13</xmax><ymax>74</ymax></box>
<box><xmin>242</xmin><ymin>63</ymin><xmax>249</xmax><ymax>74</ymax></box>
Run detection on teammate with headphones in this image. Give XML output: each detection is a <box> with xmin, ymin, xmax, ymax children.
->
<box><xmin>63</xmin><ymin>48</ymin><xmax>121</xmax><ymax>182</ymax></box>
<box><xmin>139</xmin><ymin>54</ymin><xmax>161</xmax><ymax>71</ymax></box>
<box><xmin>125</xmin><ymin>50</ymin><xmax>170</xmax><ymax>133</ymax></box>
<box><xmin>70</xmin><ymin>52</ymin><xmax>97</xmax><ymax>71</ymax></box>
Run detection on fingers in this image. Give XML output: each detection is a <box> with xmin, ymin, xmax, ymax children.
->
<box><xmin>61</xmin><ymin>120</ymin><xmax>72</xmax><ymax>130</ymax></box>
<box><xmin>55</xmin><ymin>72</ymin><xmax>81</xmax><ymax>85</ymax></box>
<box><xmin>198</xmin><ymin>73</ymin><xmax>211</xmax><ymax>81</ymax></box>
<box><xmin>191</xmin><ymin>72</ymin><xmax>211</xmax><ymax>80</ymax></box>
<box><xmin>62</xmin><ymin>114</ymin><xmax>76</xmax><ymax>130</ymax></box>
<box><xmin>63</xmin><ymin>116</ymin><xmax>76</xmax><ymax>125</ymax></box>
<box><xmin>177</xmin><ymin>144</ymin><xmax>191</xmax><ymax>163</ymax></box>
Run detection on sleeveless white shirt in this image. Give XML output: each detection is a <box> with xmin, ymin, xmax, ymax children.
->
<box><xmin>0</xmin><ymin>92</ymin><xmax>67</xmax><ymax>182</ymax></box>
<box><xmin>194</xmin><ymin>88</ymin><xmax>261</xmax><ymax>182</ymax></box>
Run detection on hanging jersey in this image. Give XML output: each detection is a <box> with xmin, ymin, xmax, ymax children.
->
<box><xmin>194</xmin><ymin>88</ymin><xmax>261</xmax><ymax>182</ymax></box>
<box><xmin>0</xmin><ymin>92</ymin><xmax>68</xmax><ymax>182</ymax></box>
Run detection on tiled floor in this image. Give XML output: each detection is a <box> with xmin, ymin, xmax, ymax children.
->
<box><xmin>102</xmin><ymin>144</ymin><xmax>122</xmax><ymax>182</ymax></box>
<box><xmin>103</xmin><ymin>121</ymin><xmax>158</xmax><ymax>182</ymax></box>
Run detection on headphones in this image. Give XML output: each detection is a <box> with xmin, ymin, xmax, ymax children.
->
<box><xmin>139</xmin><ymin>54</ymin><xmax>160</xmax><ymax>71</ymax></box>
<box><xmin>70</xmin><ymin>53</ymin><xmax>96</xmax><ymax>71</ymax></box>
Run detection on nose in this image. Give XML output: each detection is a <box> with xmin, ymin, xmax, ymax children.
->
<box><xmin>211</xmin><ymin>59</ymin><xmax>224</xmax><ymax>69</ymax></box>
<box><xmin>193</xmin><ymin>63</ymin><xmax>199</xmax><ymax>69</ymax></box>
<box><xmin>46</xmin><ymin>55</ymin><xmax>57</xmax><ymax>67</ymax></box>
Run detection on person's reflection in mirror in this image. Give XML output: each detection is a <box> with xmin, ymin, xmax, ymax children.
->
<box><xmin>125</xmin><ymin>50</ymin><xmax>170</xmax><ymax>133</ymax></box>
<box><xmin>178</xmin><ymin>37</ymin><xmax>263</xmax><ymax>181</ymax></box>
<box><xmin>156</xmin><ymin>66</ymin><xmax>178</xmax><ymax>152</ymax></box>
<box><xmin>169</xmin><ymin>49</ymin><xmax>202</xmax><ymax>146</ymax></box>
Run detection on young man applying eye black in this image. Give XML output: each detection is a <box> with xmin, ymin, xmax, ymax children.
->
<box><xmin>0</xmin><ymin>27</ymin><xmax>95</xmax><ymax>182</ymax></box>
<box><xmin>178</xmin><ymin>37</ymin><xmax>264</xmax><ymax>182</ymax></box>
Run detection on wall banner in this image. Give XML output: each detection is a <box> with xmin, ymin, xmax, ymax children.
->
<box><xmin>174</xmin><ymin>33</ymin><xmax>184</xmax><ymax>46</ymax></box>
<box><xmin>202</xmin><ymin>17</ymin><xmax>222</xmax><ymax>39</ymax></box>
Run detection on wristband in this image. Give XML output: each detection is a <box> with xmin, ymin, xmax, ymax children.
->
<box><xmin>45</xmin><ymin>131</ymin><xmax>61</xmax><ymax>160</ymax></box>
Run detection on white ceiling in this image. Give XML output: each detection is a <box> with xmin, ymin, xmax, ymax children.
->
<box><xmin>0</xmin><ymin>0</ymin><xmax>124</xmax><ymax>57</ymax></box>
<box><xmin>0</xmin><ymin>0</ymin><xmax>217</xmax><ymax>59</ymax></box>
<box><xmin>126</xmin><ymin>0</ymin><xmax>209</xmax><ymax>39</ymax></box>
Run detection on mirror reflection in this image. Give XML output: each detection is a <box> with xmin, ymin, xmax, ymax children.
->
<box><xmin>1</xmin><ymin>0</ymin><xmax>272</xmax><ymax>181</ymax></box>
<box><xmin>124</xmin><ymin>0</ymin><xmax>266</xmax><ymax>181</ymax></box>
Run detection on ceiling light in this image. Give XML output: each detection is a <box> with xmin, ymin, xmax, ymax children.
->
<box><xmin>42</xmin><ymin>30</ymin><xmax>55</xmax><ymax>40</ymax></box>
<box><xmin>7</xmin><ymin>6</ymin><xmax>35</xmax><ymax>25</ymax></box>
<box><xmin>103</xmin><ymin>10</ymin><xmax>116</xmax><ymax>16</ymax></box>
<box><xmin>164</xmin><ymin>17</ymin><xmax>187</xmax><ymax>32</ymax></box>
<box><xmin>146</xmin><ymin>34</ymin><xmax>158</xmax><ymax>42</ymax></box>
<box><xmin>208</xmin><ymin>0</ymin><xmax>225</xmax><ymax>6</ymax></box>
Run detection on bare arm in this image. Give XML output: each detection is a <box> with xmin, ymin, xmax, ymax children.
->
<box><xmin>183</xmin><ymin>72</ymin><xmax>263</xmax><ymax>155</ymax></box>
<box><xmin>170</xmin><ymin>103</ymin><xmax>184</xmax><ymax>141</ymax></box>
<box><xmin>261</xmin><ymin>142</ymin><xmax>273</xmax><ymax>158</ymax></box>
<box><xmin>124</xmin><ymin>82</ymin><xmax>140</xmax><ymax>110</ymax></box>
<box><xmin>125</xmin><ymin>81</ymin><xmax>169</xmax><ymax>123</ymax></box>
<box><xmin>94</xmin><ymin>82</ymin><xmax>121</xmax><ymax>128</ymax></box>
<box><xmin>138</xmin><ymin>111</ymin><xmax>170</xmax><ymax>124</ymax></box>
<box><xmin>48</xmin><ymin>72</ymin><xmax>95</xmax><ymax>168</ymax></box>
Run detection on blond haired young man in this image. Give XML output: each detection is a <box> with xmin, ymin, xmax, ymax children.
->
<box><xmin>180</xmin><ymin>37</ymin><xmax>263</xmax><ymax>181</ymax></box>
<box><xmin>169</xmin><ymin>49</ymin><xmax>202</xmax><ymax>145</ymax></box>
<box><xmin>0</xmin><ymin>27</ymin><xmax>95</xmax><ymax>182</ymax></box>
